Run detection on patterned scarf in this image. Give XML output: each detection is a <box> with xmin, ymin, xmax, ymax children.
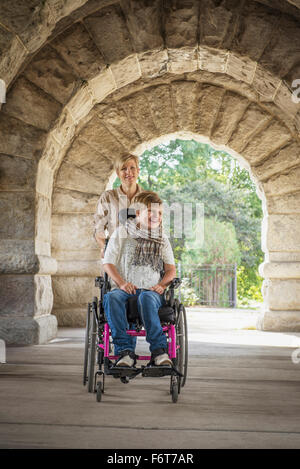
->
<box><xmin>125</xmin><ymin>218</ymin><xmax>164</xmax><ymax>272</ymax></box>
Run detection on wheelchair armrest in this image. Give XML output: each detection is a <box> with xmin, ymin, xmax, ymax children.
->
<box><xmin>95</xmin><ymin>276</ymin><xmax>111</xmax><ymax>290</ymax></box>
<box><xmin>167</xmin><ymin>277</ymin><xmax>181</xmax><ymax>290</ymax></box>
<box><xmin>95</xmin><ymin>276</ymin><xmax>105</xmax><ymax>287</ymax></box>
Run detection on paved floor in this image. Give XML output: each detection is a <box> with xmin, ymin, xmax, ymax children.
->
<box><xmin>1</xmin><ymin>308</ymin><xmax>300</xmax><ymax>449</ymax></box>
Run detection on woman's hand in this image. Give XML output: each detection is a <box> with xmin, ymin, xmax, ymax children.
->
<box><xmin>119</xmin><ymin>282</ymin><xmax>137</xmax><ymax>294</ymax></box>
<box><xmin>151</xmin><ymin>283</ymin><xmax>166</xmax><ymax>295</ymax></box>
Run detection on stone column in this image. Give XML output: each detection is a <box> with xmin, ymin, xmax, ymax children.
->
<box><xmin>258</xmin><ymin>204</ymin><xmax>300</xmax><ymax>331</ymax></box>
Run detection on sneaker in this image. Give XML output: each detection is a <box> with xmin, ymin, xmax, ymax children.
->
<box><xmin>115</xmin><ymin>351</ymin><xmax>135</xmax><ymax>367</ymax></box>
<box><xmin>154</xmin><ymin>353</ymin><xmax>172</xmax><ymax>367</ymax></box>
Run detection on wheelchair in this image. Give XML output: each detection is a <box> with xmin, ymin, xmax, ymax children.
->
<box><xmin>83</xmin><ymin>273</ymin><xmax>188</xmax><ymax>403</ymax></box>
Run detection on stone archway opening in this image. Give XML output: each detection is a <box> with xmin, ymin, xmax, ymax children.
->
<box><xmin>1</xmin><ymin>0</ymin><xmax>300</xmax><ymax>344</ymax></box>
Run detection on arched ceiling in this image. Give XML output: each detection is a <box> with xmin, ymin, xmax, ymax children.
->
<box><xmin>1</xmin><ymin>0</ymin><xmax>300</xmax><ymax>206</ymax></box>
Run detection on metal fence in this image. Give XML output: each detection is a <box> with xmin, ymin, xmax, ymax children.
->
<box><xmin>177</xmin><ymin>263</ymin><xmax>237</xmax><ymax>308</ymax></box>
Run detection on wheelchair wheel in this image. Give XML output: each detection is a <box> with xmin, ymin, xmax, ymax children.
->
<box><xmin>96</xmin><ymin>381</ymin><xmax>103</xmax><ymax>402</ymax></box>
<box><xmin>87</xmin><ymin>298</ymin><xmax>97</xmax><ymax>393</ymax></box>
<box><xmin>177</xmin><ymin>303</ymin><xmax>188</xmax><ymax>390</ymax></box>
<box><xmin>170</xmin><ymin>375</ymin><xmax>179</xmax><ymax>403</ymax></box>
<box><xmin>83</xmin><ymin>303</ymin><xmax>91</xmax><ymax>386</ymax></box>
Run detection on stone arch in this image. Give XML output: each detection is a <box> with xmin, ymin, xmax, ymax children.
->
<box><xmin>1</xmin><ymin>0</ymin><xmax>300</xmax><ymax>343</ymax></box>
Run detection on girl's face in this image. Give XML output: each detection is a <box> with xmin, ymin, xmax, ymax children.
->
<box><xmin>137</xmin><ymin>204</ymin><xmax>163</xmax><ymax>230</ymax></box>
<box><xmin>117</xmin><ymin>159</ymin><xmax>139</xmax><ymax>186</ymax></box>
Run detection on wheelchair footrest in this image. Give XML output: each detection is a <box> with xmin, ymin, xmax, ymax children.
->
<box><xmin>105</xmin><ymin>365</ymin><xmax>141</xmax><ymax>378</ymax></box>
<box><xmin>142</xmin><ymin>365</ymin><xmax>175</xmax><ymax>378</ymax></box>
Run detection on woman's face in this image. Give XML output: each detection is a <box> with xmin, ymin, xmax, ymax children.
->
<box><xmin>138</xmin><ymin>204</ymin><xmax>163</xmax><ymax>231</ymax></box>
<box><xmin>117</xmin><ymin>158</ymin><xmax>139</xmax><ymax>187</ymax></box>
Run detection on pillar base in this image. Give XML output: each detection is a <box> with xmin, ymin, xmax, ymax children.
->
<box><xmin>257</xmin><ymin>309</ymin><xmax>300</xmax><ymax>332</ymax></box>
<box><xmin>0</xmin><ymin>315</ymin><xmax>57</xmax><ymax>345</ymax></box>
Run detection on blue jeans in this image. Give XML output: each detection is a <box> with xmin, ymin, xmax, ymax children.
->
<box><xmin>103</xmin><ymin>289</ymin><xmax>167</xmax><ymax>355</ymax></box>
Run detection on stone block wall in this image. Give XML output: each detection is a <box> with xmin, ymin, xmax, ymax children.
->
<box><xmin>1</xmin><ymin>0</ymin><xmax>300</xmax><ymax>343</ymax></box>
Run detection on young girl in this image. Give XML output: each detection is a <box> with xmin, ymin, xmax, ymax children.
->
<box><xmin>102</xmin><ymin>191</ymin><xmax>176</xmax><ymax>367</ymax></box>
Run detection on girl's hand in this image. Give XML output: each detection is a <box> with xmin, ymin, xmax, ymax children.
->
<box><xmin>151</xmin><ymin>284</ymin><xmax>166</xmax><ymax>295</ymax></box>
<box><xmin>119</xmin><ymin>282</ymin><xmax>137</xmax><ymax>294</ymax></box>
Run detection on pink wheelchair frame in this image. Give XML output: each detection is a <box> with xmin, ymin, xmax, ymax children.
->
<box><xmin>83</xmin><ymin>275</ymin><xmax>188</xmax><ymax>403</ymax></box>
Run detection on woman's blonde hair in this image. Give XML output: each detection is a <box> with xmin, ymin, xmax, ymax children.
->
<box><xmin>114</xmin><ymin>153</ymin><xmax>139</xmax><ymax>172</ymax></box>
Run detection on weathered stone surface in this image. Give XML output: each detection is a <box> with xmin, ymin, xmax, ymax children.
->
<box><xmin>56</xmin><ymin>259</ymin><xmax>101</xmax><ymax>276</ymax></box>
<box><xmin>199</xmin><ymin>46</ymin><xmax>228</xmax><ymax>73</ymax></box>
<box><xmin>226</xmin><ymin>53</ymin><xmax>256</xmax><ymax>85</ymax></box>
<box><xmin>267</xmin><ymin>192</ymin><xmax>300</xmax><ymax>214</ymax></box>
<box><xmin>78</xmin><ymin>115</ymin><xmax>125</xmax><ymax>159</ymax></box>
<box><xmin>41</xmin><ymin>135</ymin><xmax>62</xmax><ymax>172</ymax></box>
<box><xmin>0</xmin><ymin>0</ymin><xmax>55</xmax><ymax>53</ymax></box>
<box><xmin>52</xmin><ymin>213</ymin><xmax>95</xmax><ymax>251</ymax></box>
<box><xmin>0</xmin><ymin>240</ymin><xmax>36</xmax><ymax>274</ymax></box>
<box><xmin>52</xmin><ymin>275</ymin><xmax>98</xmax><ymax>306</ymax></box>
<box><xmin>52</xmin><ymin>188</ymin><xmax>99</xmax><ymax>214</ymax></box>
<box><xmin>138</xmin><ymin>49</ymin><xmax>168</xmax><ymax>78</ymax></box>
<box><xmin>97</xmin><ymin>104</ymin><xmax>141</xmax><ymax>150</ymax></box>
<box><xmin>267</xmin><ymin>214</ymin><xmax>300</xmax><ymax>251</ymax></box>
<box><xmin>0</xmin><ymin>315</ymin><xmax>57</xmax><ymax>345</ymax></box>
<box><xmin>252</xmin><ymin>66</ymin><xmax>281</xmax><ymax>101</ymax></box>
<box><xmin>273</xmin><ymin>82</ymin><xmax>300</xmax><ymax>120</ymax></box>
<box><xmin>194</xmin><ymin>84</ymin><xmax>225</xmax><ymax>137</ymax></box>
<box><xmin>65</xmin><ymin>84</ymin><xmax>93</xmax><ymax>124</ymax></box>
<box><xmin>23</xmin><ymin>45</ymin><xmax>77</xmax><ymax>104</ymax></box>
<box><xmin>35</xmin><ymin>194</ymin><xmax>51</xmax><ymax>245</ymax></box>
<box><xmin>0</xmin><ymin>274</ymin><xmax>34</xmax><ymax>317</ymax></box>
<box><xmin>50</xmin><ymin>108</ymin><xmax>76</xmax><ymax>149</ymax></box>
<box><xmin>0</xmin><ymin>114</ymin><xmax>46</xmax><ymax>160</ymax></box>
<box><xmin>259</xmin><ymin>15</ymin><xmax>300</xmax><ymax>79</ymax></box>
<box><xmin>120</xmin><ymin>92</ymin><xmax>158</xmax><ymax>141</ymax></box>
<box><xmin>211</xmin><ymin>91</ymin><xmax>249</xmax><ymax>145</ymax></box>
<box><xmin>264</xmin><ymin>279</ymin><xmax>300</xmax><ymax>310</ymax></box>
<box><xmin>200</xmin><ymin>0</ymin><xmax>234</xmax><ymax>47</ymax></box>
<box><xmin>120</xmin><ymin>0</ymin><xmax>163</xmax><ymax>52</ymax></box>
<box><xmin>50</xmin><ymin>22</ymin><xmax>105</xmax><ymax>80</ymax></box>
<box><xmin>260</xmin><ymin>261</ymin><xmax>300</xmax><ymax>279</ymax></box>
<box><xmin>65</xmin><ymin>139</ymin><xmax>113</xmax><ymax>178</ymax></box>
<box><xmin>34</xmin><ymin>274</ymin><xmax>53</xmax><ymax>316</ymax></box>
<box><xmin>146</xmin><ymin>85</ymin><xmax>177</xmax><ymax>135</ymax></box>
<box><xmin>110</xmin><ymin>54</ymin><xmax>141</xmax><ymax>89</ymax></box>
<box><xmin>47</xmin><ymin>0</ymin><xmax>88</xmax><ymax>22</ymax></box>
<box><xmin>0</xmin><ymin>154</ymin><xmax>36</xmax><ymax>191</ymax></box>
<box><xmin>36</xmin><ymin>161</ymin><xmax>54</xmax><ymax>198</ymax></box>
<box><xmin>52</xmin><ymin>306</ymin><xmax>86</xmax><ymax>327</ymax></box>
<box><xmin>242</xmin><ymin>120</ymin><xmax>291</xmax><ymax>165</ymax></box>
<box><xmin>88</xmin><ymin>68</ymin><xmax>116</xmax><ymax>103</ymax></box>
<box><xmin>258</xmin><ymin>309</ymin><xmax>300</xmax><ymax>332</ymax></box>
<box><xmin>0</xmin><ymin>192</ymin><xmax>34</xmax><ymax>239</ymax></box>
<box><xmin>263</xmin><ymin>167</ymin><xmax>300</xmax><ymax>196</ymax></box>
<box><xmin>84</xmin><ymin>4</ymin><xmax>134</xmax><ymax>63</ymax></box>
<box><xmin>269</xmin><ymin>252</ymin><xmax>300</xmax><ymax>262</ymax></box>
<box><xmin>55</xmin><ymin>162</ymin><xmax>103</xmax><ymax>194</ymax></box>
<box><xmin>253</xmin><ymin>143</ymin><xmax>300</xmax><ymax>181</ymax></box>
<box><xmin>229</xmin><ymin>103</ymin><xmax>271</xmax><ymax>153</ymax></box>
<box><xmin>0</xmin><ymin>30</ymin><xmax>28</xmax><ymax>87</ymax></box>
<box><xmin>167</xmin><ymin>47</ymin><xmax>198</xmax><ymax>74</ymax></box>
<box><xmin>65</xmin><ymin>137</ymin><xmax>102</xmax><ymax>167</ymax></box>
<box><xmin>3</xmin><ymin>76</ymin><xmax>61</xmax><ymax>131</ymax></box>
<box><xmin>171</xmin><ymin>80</ymin><xmax>198</xmax><ymax>132</ymax></box>
<box><xmin>52</xmin><ymin>248</ymin><xmax>100</xmax><ymax>262</ymax></box>
<box><xmin>164</xmin><ymin>0</ymin><xmax>199</xmax><ymax>48</ymax></box>
<box><xmin>232</xmin><ymin>2</ymin><xmax>279</xmax><ymax>61</ymax></box>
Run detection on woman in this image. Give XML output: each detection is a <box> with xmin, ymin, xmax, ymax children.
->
<box><xmin>94</xmin><ymin>153</ymin><xmax>142</xmax><ymax>257</ymax></box>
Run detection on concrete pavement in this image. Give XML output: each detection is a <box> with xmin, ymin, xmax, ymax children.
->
<box><xmin>1</xmin><ymin>308</ymin><xmax>300</xmax><ymax>449</ymax></box>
